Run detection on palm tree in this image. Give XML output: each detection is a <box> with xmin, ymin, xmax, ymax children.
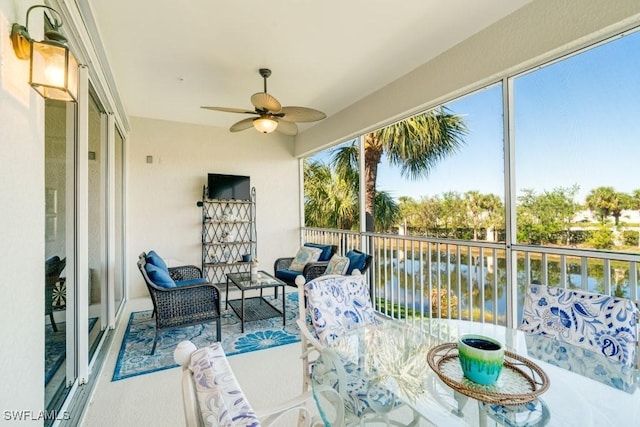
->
<box><xmin>304</xmin><ymin>158</ymin><xmax>399</xmax><ymax>230</ymax></box>
<box><xmin>304</xmin><ymin>160</ymin><xmax>358</xmax><ymax>229</ymax></box>
<box><xmin>585</xmin><ymin>186</ymin><xmax>616</xmax><ymax>224</ymax></box>
<box><xmin>585</xmin><ymin>186</ymin><xmax>631</xmax><ymax>225</ymax></box>
<box><xmin>373</xmin><ymin>191</ymin><xmax>399</xmax><ymax>232</ymax></box>
<box><xmin>333</xmin><ymin>107</ymin><xmax>468</xmax><ymax>231</ymax></box>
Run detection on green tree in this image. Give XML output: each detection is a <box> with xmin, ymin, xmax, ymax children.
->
<box><xmin>517</xmin><ymin>186</ymin><xmax>579</xmax><ymax>245</ymax></box>
<box><xmin>610</xmin><ymin>192</ymin><xmax>633</xmax><ymax>225</ymax></box>
<box><xmin>333</xmin><ymin>107</ymin><xmax>468</xmax><ymax>232</ymax></box>
<box><xmin>440</xmin><ymin>191</ymin><xmax>468</xmax><ymax>236</ymax></box>
<box><xmin>303</xmin><ymin>160</ymin><xmax>358</xmax><ymax>229</ymax></box>
<box><xmin>374</xmin><ymin>191</ymin><xmax>400</xmax><ymax>232</ymax></box>
<box><xmin>464</xmin><ymin>191</ymin><xmax>504</xmax><ymax>241</ymax></box>
<box><xmin>304</xmin><ymin>157</ymin><xmax>400</xmax><ymax>231</ymax></box>
<box><xmin>398</xmin><ymin>196</ymin><xmax>421</xmax><ymax>233</ymax></box>
<box><xmin>589</xmin><ymin>225</ymin><xmax>615</xmax><ymax>249</ymax></box>
<box><xmin>631</xmin><ymin>189</ymin><xmax>640</xmax><ymax>212</ymax></box>
<box><xmin>585</xmin><ymin>186</ymin><xmax>617</xmax><ymax>224</ymax></box>
<box><xmin>464</xmin><ymin>191</ymin><xmax>485</xmax><ymax>240</ymax></box>
<box><xmin>482</xmin><ymin>193</ymin><xmax>504</xmax><ymax>241</ymax></box>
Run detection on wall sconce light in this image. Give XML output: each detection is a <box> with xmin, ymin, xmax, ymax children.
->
<box><xmin>10</xmin><ymin>5</ymin><xmax>78</xmax><ymax>102</ymax></box>
<box><xmin>253</xmin><ymin>116</ymin><xmax>278</xmax><ymax>134</ymax></box>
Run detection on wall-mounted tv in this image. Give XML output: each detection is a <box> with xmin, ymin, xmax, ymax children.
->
<box><xmin>207</xmin><ymin>173</ymin><xmax>251</xmax><ymax>200</ymax></box>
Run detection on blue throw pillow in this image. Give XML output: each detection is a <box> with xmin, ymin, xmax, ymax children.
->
<box><xmin>46</xmin><ymin>255</ymin><xmax>60</xmax><ymax>264</ymax></box>
<box><xmin>146</xmin><ymin>250</ymin><xmax>168</xmax><ymax>271</ymax></box>
<box><xmin>346</xmin><ymin>250</ymin><xmax>366</xmax><ymax>275</ymax></box>
<box><xmin>304</xmin><ymin>243</ymin><xmax>333</xmax><ymax>262</ymax></box>
<box><xmin>145</xmin><ymin>263</ymin><xmax>176</xmax><ymax>288</ymax></box>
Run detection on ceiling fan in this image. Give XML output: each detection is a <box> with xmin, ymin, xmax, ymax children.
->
<box><xmin>201</xmin><ymin>68</ymin><xmax>326</xmax><ymax>135</ymax></box>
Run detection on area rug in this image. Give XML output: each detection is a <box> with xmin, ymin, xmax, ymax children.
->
<box><xmin>45</xmin><ymin>317</ymin><xmax>98</xmax><ymax>386</ymax></box>
<box><xmin>112</xmin><ymin>292</ymin><xmax>301</xmax><ymax>381</ymax></box>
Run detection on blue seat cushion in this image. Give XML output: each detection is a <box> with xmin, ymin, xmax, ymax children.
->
<box><xmin>145</xmin><ymin>263</ymin><xmax>176</xmax><ymax>288</ymax></box>
<box><xmin>275</xmin><ymin>269</ymin><xmax>303</xmax><ymax>283</ymax></box>
<box><xmin>304</xmin><ymin>243</ymin><xmax>333</xmax><ymax>262</ymax></box>
<box><xmin>346</xmin><ymin>250</ymin><xmax>366</xmax><ymax>275</ymax></box>
<box><xmin>175</xmin><ymin>278</ymin><xmax>209</xmax><ymax>287</ymax></box>
<box><xmin>146</xmin><ymin>250</ymin><xmax>168</xmax><ymax>271</ymax></box>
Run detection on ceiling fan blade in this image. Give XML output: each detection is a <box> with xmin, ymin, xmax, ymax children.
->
<box><xmin>279</xmin><ymin>106</ymin><xmax>326</xmax><ymax>123</ymax></box>
<box><xmin>230</xmin><ymin>118</ymin><xmax>255</xmax><ymax>132</ymax></box>
<box><xmin>275</xmin><ymin>120</ymin><xmax>298</xmax><ymax>136</ymax></box>
<box><xmin>201</xmin><ymin>106</ymin><xmax>256</xmax><ymax>114</ymax></box>
<box><xmin>251</xmin><ymin>92</ymin><xmax>282</xmax><ymax>113</ymax></box>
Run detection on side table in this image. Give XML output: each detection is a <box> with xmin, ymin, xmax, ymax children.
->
<box><xmin>225</xmin><ymin>270</ymin><xmax>286</xmax><ymax>333</ymax></box>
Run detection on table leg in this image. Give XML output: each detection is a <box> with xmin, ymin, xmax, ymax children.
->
<box><xmin>225</xmin><ymin>277</ymin><xmax>230</xmax><ymax>310</ymax></box>
<box><xmin>241</xmin><ymin>289</ymin><xmax>245</xmax><ymax>333</ymax></box>
<box><xmin>281</xmin><ymin>284</ymin><xmax>285</xmax><ymax>326</ymax></box>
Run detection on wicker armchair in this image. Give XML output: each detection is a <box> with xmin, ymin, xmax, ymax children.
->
<box><xmin>137</xmin><ymin>253</ymin><xmax>221</xmax><ymax>354</ymax></box>
<box><xmin>45</xmin><ymin>256</ymin><xmax>66</xmax><ymax>332</ymax></box>
<box><xmin>274</xmin><ymin>245</ymin><xmax>338</xmax><ymax>286</ymax></box>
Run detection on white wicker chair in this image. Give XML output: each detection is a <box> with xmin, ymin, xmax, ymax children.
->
<box><xmin>295</xmin><ymin>273</ymin><xmax>421</xmax><ymax>427</ymax></box>
<box><xmin>174</xmin><ymin>341</ymin><xmax>342</xmax><ymax>427</ymax></box>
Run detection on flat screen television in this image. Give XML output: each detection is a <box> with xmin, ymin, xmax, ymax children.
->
<box><xmin>207</xmin><ymin>173</ymin><xmax>251</xmax><ymax>200</ymax></box>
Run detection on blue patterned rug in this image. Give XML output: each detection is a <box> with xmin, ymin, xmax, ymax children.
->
<box><xmin>112</xmin><ymin>292</ymin><xmax>301</xmax><ymax>381</ymax></box>
<box><xmin>45</xmin><ymin>317</ymin><xmax>98</xmax><ymax>385</ymax></box>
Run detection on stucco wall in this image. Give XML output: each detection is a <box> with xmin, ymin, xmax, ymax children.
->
<box><xmin>0</xmin><ymin>0</ymin><xmax>45</xmax><ymax>421</ymax></box>
<box><xmin>126</xmin><ymin>117</ymin><xmax>302</xmax><ymax>298</ymax></box>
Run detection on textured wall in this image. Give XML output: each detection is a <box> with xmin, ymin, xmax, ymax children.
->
<box><xmin>0</xmin><ymin>0</ymin><xmax>46</xmax><ymax>420</ymax></box>
<box><xmin>126</xmin><ymin>116</ymin><xmax>302</xmax><ymax>297</ymax></box>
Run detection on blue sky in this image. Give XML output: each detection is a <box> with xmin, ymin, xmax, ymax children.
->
<box><xmin>312</xmin><ymin>28</ymin><xmax>640</xmax><ymax>205</ymax></box>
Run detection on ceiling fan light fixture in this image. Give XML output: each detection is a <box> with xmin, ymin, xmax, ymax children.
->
<box><xmin>253</xmin><ymin>117</ymin><xmax>278</xmax><ymax>133</ymax></box>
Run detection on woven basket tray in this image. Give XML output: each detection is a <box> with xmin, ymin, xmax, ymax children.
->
<box><xmin>427</xmin><ymin>343</ymin><xmax>550</xmax><ymax>405</ymax></box>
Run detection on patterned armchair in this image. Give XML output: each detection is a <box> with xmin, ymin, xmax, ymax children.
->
<box><xmin>137</xmin><ymin>252</ymin><xmax>221</xmax><ymax>354</ymax></box>
<box><xmin>296</xmin><ymin>274</ymin><xmax>420</xmax><ymax>426</ymax></box>
<box><xmin>520</xmin><ymin>283</ymin><xmax>639</xmax><ymax>368</ymax></box>
<box><xmin>274</xmin><ymin>243</ymin><xmax>338</xmax><ymax>286</ymax></box>
<box><xmin>173</xmin><ymin>340</ymin><xmax>339</xmax><ymax>427</ymax></box>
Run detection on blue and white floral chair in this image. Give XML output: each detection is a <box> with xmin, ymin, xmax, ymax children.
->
<box><xmin>296</xmin><ymin>273</ymin><xmax>420</xmax><ymax>426</ymax></box>
<box><xmin>520</xmin><ymin>283</ymin><xmax>639</xmax><ymax>368</ymax></box>
<box><xmin>174</xmin><ymin>340</ymin><xmax>340</xmax><ymax>427</ymax></box>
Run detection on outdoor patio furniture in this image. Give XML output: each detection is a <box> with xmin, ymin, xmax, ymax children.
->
<box><xmin>520</xmin><ymin>282</ymin><xmax>640</xmax><ymax>368</ymax></box>
<box><xmin>273</xmin><ymin>243</ymin><xmax>337</xmax><ymax>285</ymax></box>
<box><xmin>311</xmin><ymin>316</ymin><xmax>640</xmax><ymax>426</ymax></box>
<box><xmin>295</xmin><ymin>273</ymin><xmax>420</xmax><ymax>426</ymax></box>
<box><xmin>137</xmin><ymin>251</ymin><xmax>221</xmax><ymax>355</ymax></box>
<box><xmin>45</xmin><ymin>256</ymin><xmax>66</xmax><ymax>332</ymax></box>
<box><xmin>173</xmin><ymin>340</ymin><xmax>341</xmax><ymax>427</ymax></box>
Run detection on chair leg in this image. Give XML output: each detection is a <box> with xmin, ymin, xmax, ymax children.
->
<box><xmin>151</xmin><ymin>329</ymin><xmax>158</xmax><ymax>355</ymax></box>
<box><xmin>50</xmin><ymin>312</ymin><xmax>58</xmax><ymax>332</ymax></box>
<box><xmin>216</xmin><ymin>318</ymin><xmax>221</xmax><ymax>342</ymax></box>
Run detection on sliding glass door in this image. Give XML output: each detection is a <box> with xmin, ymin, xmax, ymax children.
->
<box><xmin>44</xmin><ymin>100</ymin><xmax>76</xmax><ymax>414</ymax></box>
<box><xmin>87</xmin><ymin>90</ymin><xmax>107</xmax><ymax>357</ymax></box>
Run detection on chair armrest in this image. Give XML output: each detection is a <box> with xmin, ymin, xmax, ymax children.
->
<box><xmin>169</xmin><ymin>265</ymin><xmax>203</xmax><ymax>281</ymax></box>
<box><xmin>303</xmin><ymin>262</ymin><xmax>329</xmax><ymax>281</ymax></box>
<box><xmin>296</xmin><ymin>318</ymin><xmax>324</xmax><ymax>354</ymax></box>
<box><xmin>274</xmin><ymin>257</ymin><xmax>294</xmax><ymax>272</ymax></box>
<box><xmin>153</xmin><ymin>283</ymin><xmax>221</xmax><ymax>327</ymax></box>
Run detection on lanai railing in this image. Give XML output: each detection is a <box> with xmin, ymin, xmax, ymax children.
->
<box><xmin>302</xmin><ymin>227</ymin><xmax>640</xmax><ymax>327</ymax></box>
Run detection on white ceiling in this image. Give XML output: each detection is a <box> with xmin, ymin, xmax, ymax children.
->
<box><xmin>87</xmin><ymin>0</ymin><xmax>530</xmax><ymax>133</ymax></box>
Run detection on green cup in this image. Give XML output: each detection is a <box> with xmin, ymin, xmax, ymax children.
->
<box><xmin>458</xmin><ymin>334</ymin><xmax>504</xmax><ymax>385</ymax></box>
